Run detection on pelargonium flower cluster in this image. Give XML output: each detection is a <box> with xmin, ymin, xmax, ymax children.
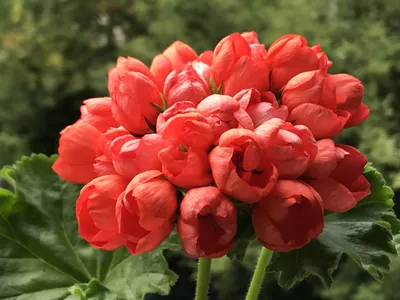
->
<box><xmin>53</xmin><ymin>32</ymin><xmax>371</xmax><ymax>258</ymax></box>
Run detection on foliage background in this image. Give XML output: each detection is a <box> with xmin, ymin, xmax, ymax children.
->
<box><xmin>0</xmin><ymin>0</ymin><xmax>399</xmax><ymax>299</ymax></box>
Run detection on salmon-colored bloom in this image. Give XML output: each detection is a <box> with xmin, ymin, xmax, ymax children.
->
<box><xmin>116</xmin><ymin>171</ymin><xmax>178</xmax><ymax>255</ymax></box>
<box><xmin>156</xmin><ymin>101</ymin><xmax>196</xmax><ymax>134</ymax></box>
<box><xmin>178</xmin><ymin>186</ymin><xmax>237</xmax><ymax>258</ymax></box>
<box><xmin>94</xmin><ymin>127</ymin><xmax>130</xmax><ymax>176</ymax></box>
<box><xmin>150</xmin><ymin>41</ymin><xmax>198</xmax><ymax>90</ymax></box>
<box><xmin>108</xmin><ymin>56</ymin><xmax>155</xmax><ymax>94</ymax></box>
<box><xmin>209</xmin><ymin>127</ymin><xmax>278</xmax><ymax>203</ymax></box>
<box><xmin>252</xmin><ymin>180</ymin><xmax>324</xmax><ymax>252</ymax></box>
<box><xmin>305</xmin><ymin>142</ymin><xmax>370</xmax><ymax>213</ymax></box>
<box><xmin>159</xmin><ymin>112</ymin><xmax>214</xmax><ymax>188</ymax></box>
<box><xmin>110</xmin><ymin>71</ymin><xmax>163</xmax><ymax>134</ymax></box>
<box><xmin>281</xmin><ymin>70</ymin><xmax>351</xmax><ymax>138</ymax></box>
<box><xmin>261</xmin><ymin>122</ymin><xmax>317</xmax><ymax>178</ymax></box>
<box><xmin>76</xmin><ymin>175</ymin><xmax>129</xmax><ymax>250</ymax></box>
<box><xmin>241</xmin><ymin>31</ymin><xmax>260</xmax><ymax>44</ymax></box>
<box><xmin>267</xmin><ymin>34</ymin><xmax>331</xmax><ymax>92</ymax></box>
<box><xmin>164</xmin><ymin>64</ymin><xmax>211</xmax><ymax>107</ymax></box>
<box><xmin>197</xmin><ymin>94</ymin><xmax>253</xmax><ymax>140</ymax></box>
<box><xmin>326</xmin><ymin>74</ymin><xmax>370</xmax><ymax>128</ymax></box>
<box><xmin>211</xmin><ymin>33</ymin><xmax>269</xmax><ymax>96</ymax></box>
<box><xmin>199</xmin><ymin>50</ymin><xmax>214</xmax><ymax>66</ymax></box>
<box><xmin>52</xmin><ymin>122</ymin><xmax>102</xmax><ymax>184</ymax></box>
<box><xmin>110</xmin><ymin>133</ymin><xmax>170</xmax><ymax>179</ymax></box>
<box><xmin>79</xmin><ymin>97</ymin><xmax>119</xmax><ymax>133</ymax></box>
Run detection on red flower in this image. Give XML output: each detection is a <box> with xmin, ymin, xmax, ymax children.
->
<box><xmin>211</xmin><ymin>33</ymin><xmax>269</xmax><ymax>96</ymax></box>
<box><xmin>178</xmin><ymin>186</ymin><xmax>237</xmax><ymax>258</ymax></box>
<box><xmin>94</xmin><ymin>127</ymin><xmax>130</xmax><ymax>176</ymax></box>
<box><xmin>159</xmin><ymin>112</ymin><xmax>214</xmax><ymax>188</ymax></box>
<box><xmin>161</xmin><ymin>112</ymin><xmax>214</xmax><ymax>150</ymax></box>
<box><xmin>108</xmin><ymin>56</ymin><xmax>155</xmax><ymax>94</ymax></box>
<box><xmin>150</xmin><ymin>54</ymin><xmax>173</xmax><ymax>91</ymax></box>
<box><xmin>261</xmin><ymin>122</ymin><xmax>317</xmax><ymax>178</ymax></box>
<box><xmin>163</xmin><ymin>41</ymin><xmax>199</xmax><ymax>70</ymax></box>
<box><xmin>252</xmin><ymin>180</ymin><xmax>324</xmax><ymax>252</ymax></box>
<box><xmin>164</xmin><ymin>64</ymin><xmax>211</xmax><ymax>107</ymax></box>
<box><xmin>110</xmin><ymin>71</ymin><xmax>163</xmax><ymax>134</ymax></box>
<box><xmin>306</xmin><ymin>142</ymin><xmax>371</xmax><ymax>213</ymax></box>
<box><xmin>52</xmin><ymin>122</ymin><xmax>102</xmax><ymax>184</ymax></box>
<box><xmin>79</xmin><ymin>97</ymin><xmax>119</xmax><ymax>133</ymax></box>
<box><xmin>159</xmin><ymin>146</ymin><xmax>213</xmax><ymax>189</ymax></box>
<box><xmin>110</xmin><ymin>133</ymin><xmax>169</xmax><ymax>179</ymax></box>
<box><xmin>246</xmin><ymin>101</ymin><xmax>288</xmax><ymax>128</ymax></box>
<box><xmin>156</xmin><ymin>101</ymin><xmax>196</xmax><ymax>134</ymax></box>
<box><xmin>76</xmin><ymin>175</ymin><xmax>129</xmax><ymax>250</ymax></box>
<box><xmin>326</xmin><ymin>74</ymin><xmax>370</xmax><ymax>127</ymax></box>
<box><xmin>197</xmin><ymin>94</ymin><xmax>254</xmax><ymax>141</ymax></box>
<box><xmin>281</xmin><ymin>70</ymin><xmax>351</xmax><ymax>138</ymax></box>
<box><xmin>224</xmin><ymin>41</ymin><xmax>269</xmax><ymax>96</ymax></box>
<box><xmin>209</xmin><ymin>126</ymin><xmax>279</xmax><ymax>203</ymax></box>
<box><xmin>150</xmin><ymin>41</ymin><xmax>198</xmax><ymax>90</ymax></box>
<box><xmin>116</xmin><ymin>171</ymin><xmax>178</xmax><ymax>255</ymax></box>
<box><xmin>241</xmin><ymin>31</ymin><xmax>260</xmax><ymax>44</ymax></box>
<box><xmin>199</xmin><ymin>50</ymin><xmax>213</xmax><ymax>66</ymax></box>
<box><xmin>234</xmin><ymin>88</ymin><xmax>263</xmax><ymax>109</ymax></box>
<box><xmin>267</xmin><ymin>34</ymin><xmax>331</xmax><ymax>92</ymax></box>
<box><xmin>192</xmin><ymin>61</ymin><xmax>211</xmax><ymax>85</ymax></box>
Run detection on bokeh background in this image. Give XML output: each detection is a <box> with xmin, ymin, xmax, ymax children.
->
<box><xmin>0</xmin><ymin>0</ymin><xmax>399</xmax><ymax>299</ymax></box>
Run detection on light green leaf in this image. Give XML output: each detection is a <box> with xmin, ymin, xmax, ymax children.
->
<box><xmin>0</xmin><ymin>188</ymin><xmax>16</xmax><ymax>215</ymax></box>
<box><xmin>0</xmin><ymin>154</ymin><xmax>177</xmax><ymax>300</ymax></box>
<box><xmin>268</xmin><ymin>164</ymin><xmax>400</xmax><ymax>288</ymax></box>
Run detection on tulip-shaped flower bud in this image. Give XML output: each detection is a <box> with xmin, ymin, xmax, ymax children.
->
<box><xmin>305</xmin><ymin>141</ymin><xmax>370</xmax><ymax>213</ymax></box>
<box><xmin>76</xmin><ymin>175</ymin><xmax>129</xmax><ymax>250</ymax></box>
<box><xmin>252</xmin><ymin>180</ymin><xmax>324</xmax><ymax>252</ymax></box>
<box><xmin>211</xmin><ymin>33</ymin><xmax>270</xmax><ymax>96</ymax></box>
<box><xmin>159</xmin><ymin>112</ymin><xmax>214</xmax><ymax>189</ymax></box>
<box><xmin>199</xmin><ymin>50</ymin><xmax>213</xmax><ymax>66</ymax></box>
<box><xmin>156</xmin><ymin>101</ymin><xmax>196</xmax><ymax>134</ymax></box>
<box><xmin>178</xmin><ymin>186</ymin><xmax>237</xmax><ymax>258</ymax></box>
<box><xmin>241</xmin><ymin>31</ymin><xmax>260</xmax><ymax>44</ymax></box>
<box><xmin>281</xmin><ymin>70</ymin><xmax>352</xmax><ymax>138</ymax></box>
<box><xmin>261</xmin><ymin>122</ymin><xmax>317</xmax><ymax>178</ymax></box>
<box><xmin>267</xmin><ymin>34</ymin><xmax>331</xmax><ymax>92</ymax></box>
<box><xmin>110</xmin><ymin>71</ymin><xmax>164</xmax><ymax>135</ymax></box>
<box><xmin>79</xmin><ymin>97</ymin><xmax>119</xmax><ymax>133</ymax></box>
<box><xmin>116</xmin><ymin>170</ymin><xmax>178</xmax><ymax>255</ymax></box>
<box><xmin>110</xmin><ymin>133</ymin><xmax>169</xmax><ymax>179</ymax></box>
<box><xmin>197</xmin><ymin>94</ymin><xmax>254</xmax><ymax>141</ymax></box>
<box><xmin>164</xmin><ymin>64</ymin><xmax>211</xmax><ymax>107</ymax></box>
<box><xmin>94</xmin><ymin>127</ymin><xmax>130</xmax><ymax>176</ymax></box>
<box><xmin>326</xmin><ymin>74</ymin><xmax>370</xmax><ymax>128</ymax></box>
<box><xmin>150</xmin><ymin>41</ymin><xmax>198</xmax><ymax>91</ymax></box>
<box><xmin>108</xmin><ymin>56</ymin><xmax>156</xmax><ymax>94</ymax></box>
<box><xmin>52</xmin><ymin>122</ymin><xmax>102</xmax><ymax>184</ymax></box>
<box><xmin>209</xmin><ymin>125</ymin><xmax>280</xmax><ymax>203</ymax></box>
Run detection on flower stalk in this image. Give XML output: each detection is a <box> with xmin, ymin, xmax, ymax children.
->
<box><xmin>245</xmin><ymin>247</ymin><xmax>273</xmax><ymax>300</ymax></box>
<box><xmin>195</xmin><ymin>258</ymin><xmax>212</xmax><ymax>300</ymax></box>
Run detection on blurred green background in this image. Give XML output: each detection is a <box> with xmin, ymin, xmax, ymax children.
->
<box><xmin>0</xmin><ymin>0</ymin><xmax>399</xmax><ymax>299</ymax></box>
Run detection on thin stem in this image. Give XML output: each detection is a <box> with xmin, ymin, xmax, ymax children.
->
<box><xmin>195</xmin><ymin>258</ymin><xmax>212</xmax><ymax>300</ymax></box>
<box><xmin>245</xmin><ymin>247</ymin><xmax>273</xmax><ymax>300</ymax></box>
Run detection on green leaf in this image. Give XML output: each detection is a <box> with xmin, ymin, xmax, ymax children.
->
<box><xmin>0</xmin><ymin>154</ymin><xmax>177</xmax><ymax>300</ymax></box>
<box><xmin>268</xmin><ymin>164</ymin><xmax>400</xmax><ymax>288</ymax></box>
<box><xmin>0</xmin><ymin>188</ymin><xmax>16</xmax><ymax>215</ymax></box>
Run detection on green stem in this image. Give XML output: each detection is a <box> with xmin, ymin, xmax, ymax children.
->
<box><xmin>245</xmin><ymin>247</ymin><xmax>273</xmax><ymax>300</ymax></box>
<box><xmin>195</xmin><ymin>258</ymin><xmax>212</xmax><ymax>300</ymax></box>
